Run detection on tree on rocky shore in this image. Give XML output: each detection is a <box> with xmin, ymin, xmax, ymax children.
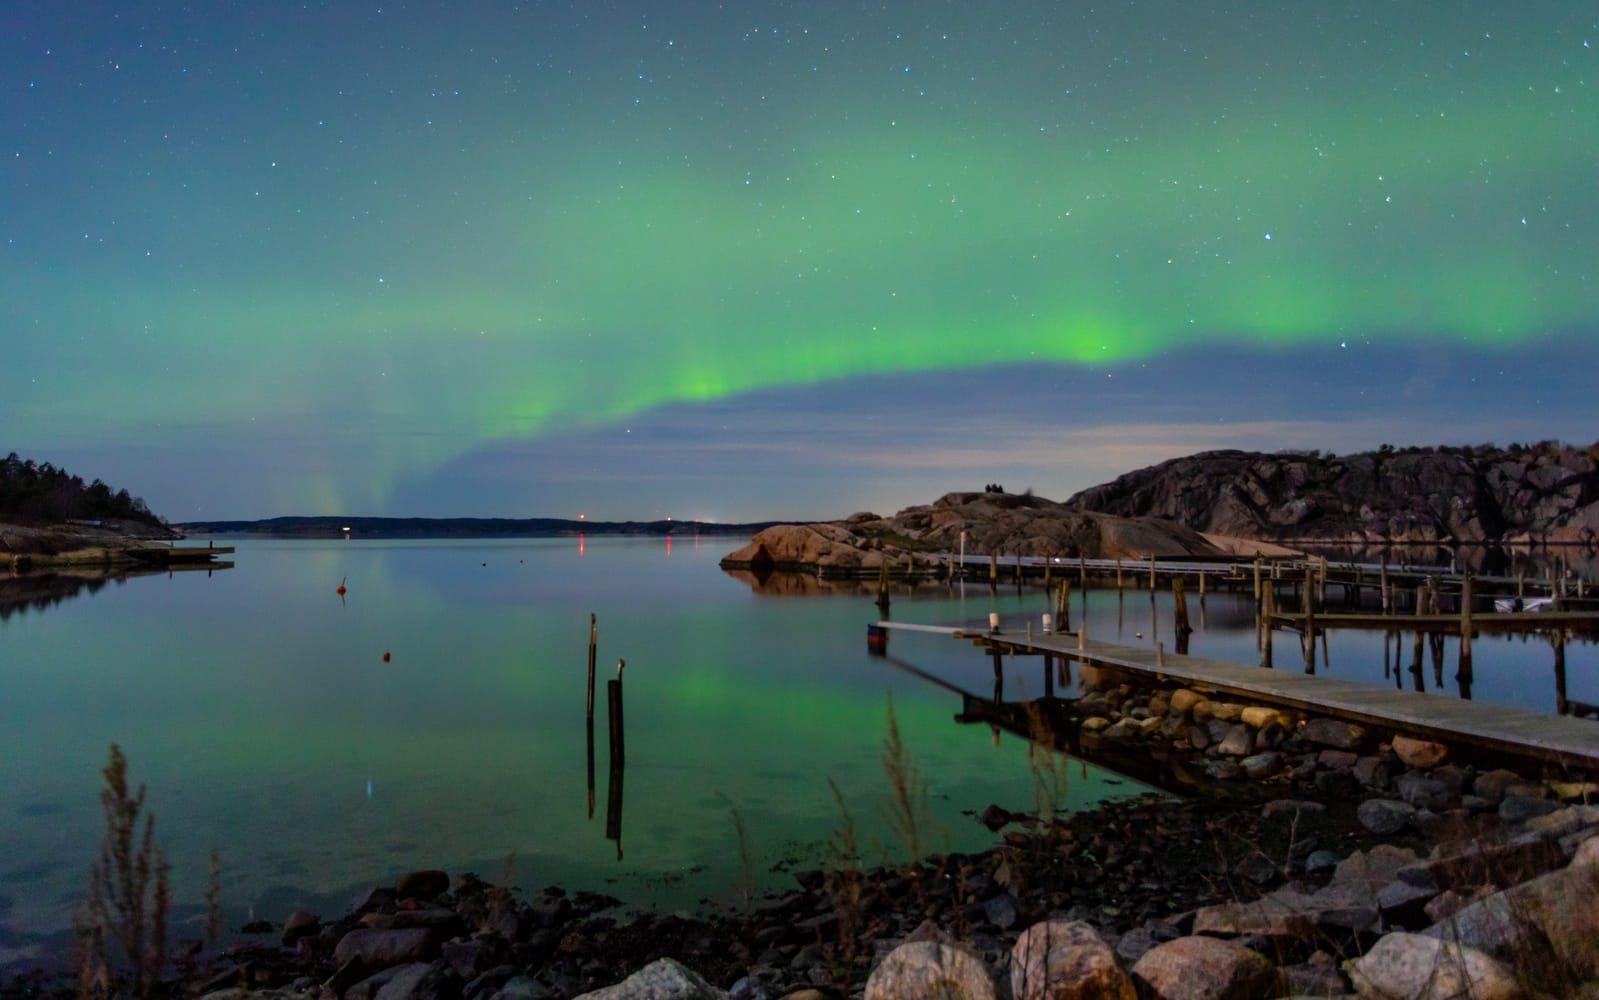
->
<box><xmin>0</xmin><ymin>453</ymin><xmax>162</xmax><ymax>526</ymax></box>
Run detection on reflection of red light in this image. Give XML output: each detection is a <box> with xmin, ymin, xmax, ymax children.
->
<box><xmin>579</xmin><ymin>533</ymin><xmax>585</xmax><ymax>556</ymax></box>
<box><xmin>666</xmin><ymin>535</ymin><xmax>672</xmax><ymax>556</ymax></box>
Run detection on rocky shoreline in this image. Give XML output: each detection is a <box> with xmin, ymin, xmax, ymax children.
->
<box><xmin>0</xmin><ymin>518</ymin><xmax>182</xmax><ymax>571</ymax></box>
<box><xmin>20</xmin><ymin>671</ymin><xmax>1597</xmax><ymax>1000</ymax></box>
<box><xmin>720</xmin><ymin>492</ymin><xmax>1222</xmax><ymax>579</ymax></box>
<box><xmin>1068</xmin><ymin>443</ymin><xmax>1599</xmax><ymax>546</ymax></box>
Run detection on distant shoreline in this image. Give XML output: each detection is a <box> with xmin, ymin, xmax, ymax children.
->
<box><xmin>175</xmin><ymin>515</ymin><xmax>789</xmax><ymax>539</ymax></box>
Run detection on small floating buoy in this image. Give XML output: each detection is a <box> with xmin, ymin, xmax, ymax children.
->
<box><xmin>336</xmin><ymin>577</ymin><xmax>347</xmax><ymax>597</ymax></box>
<box><xmin>382</xmin><ymin>652</ymin><xmax>391</xmax><ymax>662</ymax></box>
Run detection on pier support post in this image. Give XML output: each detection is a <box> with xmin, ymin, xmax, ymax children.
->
<box><xmin>989</xmin><ymin>553</ymin><xmax>998</xmax><ymax>586</ymax></box>
<box><xmin>1057</xmin><ymin>580</ymin><xmax>1071</xmax><ymax>631</ymax></box>
<box><xmin>1554</xmin><ymin>629</ymin><xmax>1569</xmax><ymax>715</ymax></box>
<box><xmin>607</xmin><ymin>665</ymin><xmax>626</xmax><ymax>767</ymax></box>
<box><xmin>586</xmin><ymin>614</ymin><xmax>598</xmax><ymax>721</ymax></box>
<box><xmin>1252</xmin><ymin>557</ymin><xmax>1262</xmax><ymax>604</ymax></box>
<box><xmin>1459</xmin><ymin>574</ymin><xmax>1473</xmax><ymax>676</ymax></box>
<box><xmin>1303</xmin><ymin>567</ymin><xmax>1317</xmax><ymax>673</ymax></box>
<box><xmin>1148</xmin><ymin>554</ymin><xmax>1157</xmax><ymax>590</ymax></box>
<box><xmin>1381</xmin><ymin>561</ymin><xmax>1390</xmax><ymax>614</ymax></box>
<box><xmin>1260</xmin><ymin>587</ymin><xmax>1274</xmax><ymax>669</ymax></box>
<box><xmin>1173</xmin><ymin>577</ymin><xmax>1191</xmax><ymax>634</ymax></box>
<box><xmin>1115</xmin><ymin>559</ymin><xmax>1124</xmax><ymax>591</ymax></box>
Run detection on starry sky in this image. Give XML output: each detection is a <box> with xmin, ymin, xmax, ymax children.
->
<box><xmin>3</xmin><ymin>2</ymin><xmax>1596</xmax><ymax>520</ymax></box>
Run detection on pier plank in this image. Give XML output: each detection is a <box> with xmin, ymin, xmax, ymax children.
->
<box><xmin>877</xmin><ymin>621</ymin><xmax>1599</xmax><ymax>770</ymax></box>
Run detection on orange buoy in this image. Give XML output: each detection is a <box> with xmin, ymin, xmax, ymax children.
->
<box><xmin>382</xmin><ymin>652</ymin><xmax>391</xmax><ymax>662</ymax></box>
<box><xmin>336</xmin><ymin>576</ymin><xmax>347</xmax><ymax>597</ymax></box>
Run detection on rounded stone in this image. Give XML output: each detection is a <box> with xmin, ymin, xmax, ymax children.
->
<box><xmin>865</xmin><ymin>941</ymin><xmax>996</xmax><ymax>1000</ymax></box>
<box><xmin>1010</xmin><ymin>920</ymin><xmax>1135</xmax><ymax>1000</ymax></box>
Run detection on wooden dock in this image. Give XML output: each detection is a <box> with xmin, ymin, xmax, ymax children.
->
<box><xmin>876</xmin><ymin>621</ymin><xmax>1599</xmax><ymax>772</ymax></box>
<box><xmin>1271</xmin><ymin>610</ymin><xmax>1599</xmax><ymax>635</ymax></box>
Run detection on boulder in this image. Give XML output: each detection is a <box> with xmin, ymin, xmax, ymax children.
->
<box><xmin>1240</xmin><ymin>707</ymin><xmax>1290</xmax><ymax>730</ymax></box>
<box><xmin>1217</xmin><ymin>725</ymin><xmax>1254</xmax><ymax>757</ymax></box>
<box><xmin>1130</xmin><ymin>936</ymin><xmax>1278</xmax><ymax>999</ymax></box>
<box><xmin>1396</xmin><ymin>773</ymin><xmax>1449</xmax><ymax>811</ymax></box>
<box><xmin>1300</xmin><ymin>719</ymin><xmax>1365</xmax><ymax>750</ymax></box>
<box><xmin>1472</xmin><ymin>769</ymin><xmax>1532</xmax><ymax>804</ymax></box>
<box><xmin>1346</xmin><ymin>933</ymin><xmax>1520</xmax><ymax>1000</ymax></box>
<box><xmin>336</xmin><ymin>929</ymin><xmax>438</xmax><ymax>970</ymax></box>
<box><xmin>1240</xmin><ymin>752</ymin><xmax>1283</xmax><ymax>780</ymax></box>
<box><xmin>1421</xmin><ymin>838</ymin><xmax>1599</xmax><ymax>980</ymax></box>
<box><xmin>1391</xmin><ymin>736</ymin><xmax>1449</xmax><ymax>769</ymax></box>
<box><xmin>282</xmin><ymin>909</ymin><xmax>320</xmax><ymax>946</ymax></box>
<box><xmin>864</xmin><ymin>941</ymin><xmax>995</xmax><ymax>1000</ymax></box>
<box><xmin>1353</xmin><ymin>756</ymin><xmax>1391</xmax><ymax>791</ymax></box>
<box><xmin>395</xmin><ymin>870</ymin><xmax>451</xmax><ymax>901</ymax></box>
<box><xmin>1170</xmin><ymin>690</ymin><xmax>1206</xmax><ymax>715</ymax></box>
<box><xmin>1316</xmin><ymin>750</ymin><xmax>1358</xmax><ymax>771</ymax></box>
<box><xmin>1010</xmin><ymin>920</ymin><xmax>1135</xmax><ymax>1000</ymax></box>
<box><xmin>1357</xmin><ymin>799</ymin><xmax>1416</xmax><ymax>836</ymax></box>
<box><xmin>1499</xmin><ymin>795</ymin><xmax>1559</xmax><ymax>824</ymax></box>
<box><xmin>575</xmin><ymin>958</ymin><xmax>728</xmax><ymax>999</ymax></box>
<box><xmin>374</xmin><ymin>963</ymin><xmax>461</xmax><ymax>1000</ymax></box>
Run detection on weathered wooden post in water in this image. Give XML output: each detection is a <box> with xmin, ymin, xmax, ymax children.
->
<box><xmin>1148</xmin><ymin>554</ymin><xmax>1157</xmax><ymax>590</ymax></box>
<box><xmin>989</xmin><ymin>553</ymin><xmax>998</xmax><ymax>585</ymax></box>
<box><xmin>1458</xmin><ymin>574</ymin><xmax>1473</xmax><ymax>677</ymax></box>
<box><xmin>1381</xmin><ymin>561</ymin><xmax>1391</xmax><ymax>614</ymax></box>
<box><xmin>1057</xmin><ymin>579</ymin><xmax>1071</xmax><ymax>631</ymax></box>
<box><xmin>1259</xmin><ymin>587</ymin><xmax>1274</xmax><ymax>668</ymax></box>
<box><xmin>1252</xmin><ymin>557</ymin><xmax>1263</xmax><ymax>604</ymax></box>
<box><xmin>608</xmin><ymin>659</ymin><xmax>626</xmax><ymax>767</ymax></box>
<box><xmin>1115</xmin><ymin>559</ymin><xmax>1124</xmax><ymax>591</ymax></box>
<box><xmin>1173</xmin><ymin>577</ymin><xmax>1191</xmax><ymax>634</ymax></box>
<box><xmin>1554</xmin><ymin>629</ymin><xmax>1569</xmax><ymax>715</ymax></box>
<box><xmin>586</xmin><ymin>614</ymin><xmax>599</xmax><ymax>720</ymax></box>
<box><xmin>1302</xmin><ymin>566</ymin><xmax>1317</xmax><ymax>673</ymax></box>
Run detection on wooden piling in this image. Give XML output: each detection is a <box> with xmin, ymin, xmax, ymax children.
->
<box><xmin>1252</xmin><ymin>557</ymin><xmax>1262</xmax><ymax>604</ymax></box>
<box><xmin>1173</xmin><ymin>577</ymin><xmax>1191</xmax><ymax>634</ymax></box>
<box><xmin>1554</xmin><ymin>629</ymin><xmax>1569</xmax><ymax>715</ymax></box>
<box><xmin>1260</xmin><ymin>587</ymin><xmax>1274</xmax><ymax>668</ymax></box>
<box><xmin>607</xmin><ymin>667</ymin><xmax>626</xmax><ymax>767</ymax></box>
<box><xmin>1079</xmin><ymin>555</ymin><xmax>1087</xmax><ymax>593</ymax></box>
<box><xmin>1198</xmin><ymin>570</ymin><xmax>1206</xmax><ymax>598</ymax></box>
<box><xmin>1115</xmin><ymin>559</ymin><xmax>1124</xmax><ymax>590</ymax></box>
<box><xmin>1380</xmin><ymin>561</ymin><xmax>1390</xmax><ymax>614</ymax></box>
<box><xmin>586</xmin><ymin>613</ymin><xmax>598</xmax><ymax>720</ymax></box>
<box><xmin>1057</xmin><ymin>579</ymin><xmax>1071</xmax><ymax>631</ymax></box>
<box><xmin>1148</xmin><ymin>554</ymin><xmax>1157</xmax><ymax>589</ymax></box>
<box><xmin>1459</xmin><ymin>574</ymin><xmax>1473</xmax><ymax>674</ymax></box>
<box><xmin>989</xmin><ymin>553</ymin><xmax>998</xmax><ymax>584</ymax></box>
<box><xmin>1303</xmin><ymin>566</ymin><xmax>1317</xmax><ymax>673</ymax></box>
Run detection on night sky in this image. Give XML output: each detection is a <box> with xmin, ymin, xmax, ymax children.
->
<box><xmin>4</xmin><ymin>3</ymin><xmax>1596</xmax><ymax>520</ymax></box>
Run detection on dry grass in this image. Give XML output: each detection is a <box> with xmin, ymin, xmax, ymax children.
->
<box><xmin>880</xmin><ymin>697</ymin><xmax>934</xmax><ymax>862</ymax></box>
<box><xmin>77</xmin><ymin>744</ymin><xmax>169</xmax><ymax>1000</ymax></box>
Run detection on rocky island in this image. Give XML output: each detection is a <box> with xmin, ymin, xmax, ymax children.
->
<box><xmin>1069</xmin><ymin>441</ymin><xmax>1599</xmax><ymax>545</ymax></box>
<box><xmin>720</xmin><ymin>490</ymin><xmax>1226</xmax><ymax>578</ymax></box>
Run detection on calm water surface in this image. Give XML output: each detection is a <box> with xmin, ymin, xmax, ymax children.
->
<box><xmin>2</xmin><ymin>537</ymin><xmax>1593</xmax><ymax>967</ymax></box>
<box><xmin>1</xmin><ymin>537</ymin><xmax>1130</xmax><ymax>965</ymax></box>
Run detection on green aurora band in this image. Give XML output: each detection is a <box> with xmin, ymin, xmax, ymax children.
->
<box><xmin>3</xmin><ymin>2</ymin><xmax>1595</xmax><ymax>507</ymax></box>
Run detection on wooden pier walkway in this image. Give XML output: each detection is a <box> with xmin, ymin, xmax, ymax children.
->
<box><xmin>875</xmin><ymin>621</ymin><xmax>1599</xmax><ymax>771</ymax></box>
<box><xmin>1271</xmin><ymin>610</ymin><xmax>1599</xmax><ymax>635</ymax></box>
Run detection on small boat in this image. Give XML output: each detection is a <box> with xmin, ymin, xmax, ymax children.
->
<box><xmin>1494</xmin><ymin>596</ymin><xmax>1556</xmax><ymax>613</ymax></box>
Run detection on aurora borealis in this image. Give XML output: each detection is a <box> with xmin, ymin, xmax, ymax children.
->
<box><xmin>4</xmin><ymin>3</ymin><xmax>1597</xmax><ymax>518</ymax></box>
